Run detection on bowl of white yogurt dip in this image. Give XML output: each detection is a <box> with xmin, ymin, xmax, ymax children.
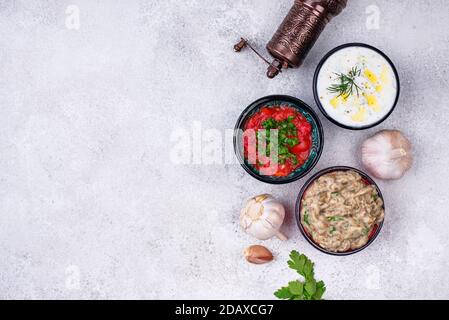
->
<box><xmin>313</xmin><ymin>43</ymin><xmax>400</xmax><ymax>130</ymax></box>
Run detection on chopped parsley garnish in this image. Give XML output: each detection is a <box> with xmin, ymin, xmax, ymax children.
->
<box><xmin>331</xmin><ymin>192</ymin><xmax>339</xmax><ymax>197</ymax></box>
<box><xmin>303</xmin><ymin>211</ymin><xmax>310</xmax><ymax>225</ymax></box>
<box><xmin>258</xmin><ymin>116</ymin><xmax>300</xmax><ymax>165</ymax></box>
<box><xmin>327</xmin><ymin>215</ymin><xmax>344</xmax><ymax>222</ymax></box>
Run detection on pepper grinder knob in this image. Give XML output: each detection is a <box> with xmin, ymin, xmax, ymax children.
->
<box><xmin>267</xmin><ymin>59</ymin><xmax>288</xmax><ymax>79</ymax></box>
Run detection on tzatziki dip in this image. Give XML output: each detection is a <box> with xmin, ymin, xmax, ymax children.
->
<box><xmin>316</xmin><ymin>45</ymin><xmax>398</xmax><ymax>128</ymax></box>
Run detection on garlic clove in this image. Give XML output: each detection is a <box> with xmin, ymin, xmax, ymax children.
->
<box><xmin>361</xmin><ymin>130</ymin><xmax>413</xmax><ymax>180</ymax></box>
<box><xmin>244</xmin><ymin>245</ymin><xmax>273</xmax><ymax>264</ymax></box>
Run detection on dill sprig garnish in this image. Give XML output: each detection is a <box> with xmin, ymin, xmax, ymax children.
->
<box><xmin>327</xmin><ymin>66</ymin><xmax>362</xmax><ymax>97</ymax></box>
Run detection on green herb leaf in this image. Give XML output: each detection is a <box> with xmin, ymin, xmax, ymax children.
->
<box><xmin>303</xmin><ymin>260</ymin><xmax>314</xmax><ymax>280</ymax></box>
<box><xmin>291</xmin><ymin>157</ymin><xmax>298</xmax><ymax>166</ymax></box>
<box><xmin>288</xmin><ymin>281</ymin><xmax>304</xmax><ymax>296</ymax></box>
<box><xmin>327</xmin><ymin>66</ymin><xmax>362</xmax><ymax>97</ymax></box>
<box><xmin>313</xmin><ymin>281</ymin><xmax>326</xmax><ymax>300</ymax></box>
<box><xmin>286</xmin><ymin>138</ymin><xmax>299</xmax><ymax>147</ymax></box>
<box><xmin>279</xmin><ymin>145</ymin><xmax>289</xmax><ymax>155</ymax></box>
<box><xmin>287</xmin><ymin>251</ymin><xmax>305</xmax><ymax>274</ymax></box>
<box><xmin>327</xmin><ymin>215</ymin><xmax>344</xmax><ymax>222</ymax></box>
<box><xmin>255</xmin><ymin>116</ymin><xmax>303</xmax><ymax>168</ymax></box>
<box><xmin>275</xmin><ymin>251</ymin><xmax>326</xmax><ymax>301</ymax></box>
<box><xmin>288</xmin><ymin>251</ymin><xmax>314</xmax><ymax>280</ymax></box>
<box><xmin>362</xmin><ymin>227</ymin><xmax>370</xmax><ymax>236</ymax></box>
<box><xmin>262</xmin><ymin>118</ymin><xmax>276</xmax><ymax>130</ymax></box>
<box><xmin>274</xmin><ymin>287</ymin><xmax>294</xmax><ymax>300</ymax></box>
<box><xmin>304</xmin><ymin>279</ymin><xmax>316</xmax><ymax>296</ymax></box>
<box><xmin>303</xmin><ymin>211</ymin><xmax>310</xmax><ymax>225</ymax></box>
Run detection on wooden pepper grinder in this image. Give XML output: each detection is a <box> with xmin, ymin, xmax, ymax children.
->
<box><xmin>235</xmin><ymin>0</ymin><xmax>348</xmax><ymax>78</ymax></box>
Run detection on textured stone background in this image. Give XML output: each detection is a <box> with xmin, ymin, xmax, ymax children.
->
<box><xmin>1</xmin><ymin>0</ymin><xmax>448</xmax><ymax>299</ymax></box>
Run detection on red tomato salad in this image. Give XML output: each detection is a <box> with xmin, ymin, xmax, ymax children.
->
<box><xmin>243</xmin><ymin>105</ymin><xmax>313</xmax><ymax>177</ymax></box>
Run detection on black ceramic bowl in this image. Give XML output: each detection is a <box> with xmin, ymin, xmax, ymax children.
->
<box><xmin>313</xmin><ymin>43</ymin><xmax>400</xmax><ymax>130</ymax></box>
<box><xmin>295</xmin><ymin>166</ymin><xmax>385</xmax><ymax>256</ymax></box>
<box><xmin>234</xmin><ymin>95</ymin><xmax>323</xmax><ymax>184</ymax></box>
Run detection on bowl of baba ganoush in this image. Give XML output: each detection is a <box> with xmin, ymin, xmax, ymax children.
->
<box><xmin>296</xmin><ymin>167</ymin><xmax>385</xmax><ymax>255</ymax></box>
<box><xmin>313</xmin><ymin>43</ymin><xmax>400</xmax><ymax>130</ymax></box>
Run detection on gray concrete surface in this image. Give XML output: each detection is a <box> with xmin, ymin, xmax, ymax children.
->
<box><xmin>1</xmin><ymin>0</ymin><xmax>448</xmax><ymax>299</ymax></box>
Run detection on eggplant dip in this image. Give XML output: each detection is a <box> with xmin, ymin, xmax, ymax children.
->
<box><xmin>300</xmin><ymin>170</ymin><xmax>384</xmax><ymax>252</ymax></box>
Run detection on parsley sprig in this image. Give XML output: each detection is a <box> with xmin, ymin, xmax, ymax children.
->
<box><xmin>274</xmin><ymin>251</ymin><xmax>326</xmax><ymax>300</ymax></box>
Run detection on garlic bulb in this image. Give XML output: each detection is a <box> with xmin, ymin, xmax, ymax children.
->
<box><xmin>361</xmin><ymin>130</ymin><xmax>413</xmax><ymax>180</ymax></box>
<box><xmin>240</xmin><ymin>194</ymin><xmax>287</xmax><ymax>241</ymax></box>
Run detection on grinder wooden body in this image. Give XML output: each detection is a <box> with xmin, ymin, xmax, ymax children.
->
<box><xmin>266</xmin><ymin>0</ymin><xmax>348</xmax><ymax>78</ymax></box>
